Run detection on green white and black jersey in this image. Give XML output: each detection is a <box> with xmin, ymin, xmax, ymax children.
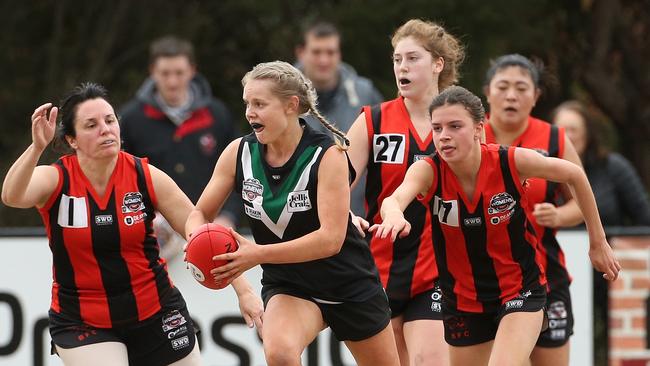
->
<box><xmin>235</xmin><ymin>122</ymin><xmax>381</xmax><ymax>302</ymax></box>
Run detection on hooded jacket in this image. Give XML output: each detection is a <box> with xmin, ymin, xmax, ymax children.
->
<box><xmin>297</xmin><ymin>62</ymin><xmax>383</xmax><ymax>216</ymax></box>
<box><xmin>119</xmin><ymin>74</ymin><xmax>240</xmax><ymax>222</ymax></box>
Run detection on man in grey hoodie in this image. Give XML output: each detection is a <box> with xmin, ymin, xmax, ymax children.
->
<box><xmin>120</xmin><ymin>36</ymin><xmax>240</xmax><ymax>258</ymax></box>
<box><xmin>296</xmin><ymin>22</ymin><xmax>383</xmax><ymax>216</ymax></box>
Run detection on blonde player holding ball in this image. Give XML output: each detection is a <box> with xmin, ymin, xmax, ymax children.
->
<box><xmin>185</xmin><ymin>61</ymin><xmax>399</xmax><ymax>366</ymax></box>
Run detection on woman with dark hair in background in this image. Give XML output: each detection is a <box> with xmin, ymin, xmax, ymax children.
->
<box><xmin>551</xmin><ymin>100</ymin><xmax>650</xmax><ymax>226</ymax></box>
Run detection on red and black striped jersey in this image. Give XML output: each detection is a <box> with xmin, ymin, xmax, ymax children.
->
<box><xmin>420</xmin><ymin>144</ymin><xmax>546</xmax><ymax>313</ymax></box>
<box><xmin>485</xmin><ymin>117</ymin><xmax>571</xmax><ymax>290</ymax></box>
<box><xmin>38</xmin><ymin>151</ymin><xmax>175</xmax><ymax>328</ymax></box>
<box><xmin>363</xmin><ymin>97</ymin><xmax>437</xmax><ymax>302</ymax></box>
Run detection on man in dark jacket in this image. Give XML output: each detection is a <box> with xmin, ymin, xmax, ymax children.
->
<box><xmin>120</xmin><ymin>36</ymin><xmax>240</xmax><ymax>258</ymax></box>
<box><xmin>296</xmin><ymin>22</ymin><xmax>383</xmax><ymax>216</ymax></box>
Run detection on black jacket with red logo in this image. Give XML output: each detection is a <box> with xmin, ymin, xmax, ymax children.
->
<box><xmin>119</xmin><ymin>74</ymin><xmax>240</xmax><ymax>221</ymax></box>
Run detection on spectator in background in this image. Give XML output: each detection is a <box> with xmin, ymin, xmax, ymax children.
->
<box><xmin>295</xmin><ymin>21</ymin><xmax>383</xmax><ymax>216</ymax></box>
<box><xmin>551</xmin><ymin>100</ymin><xmax>650</xmax><ymax>227</ymax></box>
<box><xmin>120</xmin><ymin>35</ymin><xmax>240</xmax><ymax>259</ymax></box>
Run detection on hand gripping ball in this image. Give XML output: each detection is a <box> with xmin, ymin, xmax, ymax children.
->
<box><xmin>185</xmin><ymin>223</ymin><xmax>238</xmax><ymax>289</ymax></box>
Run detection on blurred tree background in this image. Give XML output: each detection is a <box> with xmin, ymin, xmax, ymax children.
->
<box><xmin>1</xmin><ymin>0</ymin><xmax>649</xmax><ymax>227</ymax></box>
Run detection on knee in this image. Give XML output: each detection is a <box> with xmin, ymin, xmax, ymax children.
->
<box><xmin>264</xmin><ymin>341</ymin><xmax>302</xmax><ymax>366</ymax></box>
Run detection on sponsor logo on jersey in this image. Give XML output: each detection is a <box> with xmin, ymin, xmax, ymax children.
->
<box><xmin>463</xmin><ymin>217</ymin><xmax>482</xmax><ymax>226</ymax></box>
<box><xmin>505</xmin><ymin>299</ymin><xmax>524</xmax><ymax>310</ymax></box>
<box><xmin>431</xmin><ymin>287</ymin><xmax>442</xmax><ymax>313</ymax></box>
<box><xmin>490</xmin><ymin>210</ymin><xmax>514</xmax><ymax>225</ymax></box>
<box><xmin>122</xmin><ymin>192</ymin><xmax>145</xmax><ymax>213</ymax></box>
<box><xmin>244</xmin><ymin>205</ymin><xmax>262</xmax><ymax>220</ymax></box>
<box><xmin>242</xmin><ymin>178</ymin><xmax>263</xmax><ymax>205</ymax></box>
<box><xmin>162</xmin><ymin>310</ymin><xmax>187</xmax><ymax>332</ymax></box>
<box><xmin>488</xmin><ymin>192</ymin><xmax>516</xmax><ymax>214</ymax></box>
<box><xmin>505</xmin><ymin>289</ymin><xmax>531</xmax><ymax>310</ymax></box>
<box><xmin>171</xmin><ymin>335</ymin><xmax>190</xmax><ymax>350</ymax></box>
<box><xmin>124</xmin><ymin>212</ymin><xmax>147</xmax><ymax>226</ymax></box>
<box><xmin>94</xmin><ymin>215</ymin><xmax>113</xmax><ymax>226</ymax></box>
<box><xmin>550</xmin><ymin>329</ymin><xmax>566</xmax><ymax>340</ymax></box>
<box><xmin>413</xmin><ymin>154</ymin><xmax>429</xmax><ymax>162</ymax></box>
<box><xmin>167</xmin><ymin>325</ymin><xmax>188</xmax><ymax>339</ymax></box>
<box><xmin>547</xmin><ymin>301</ymin><xmax>567</xmax><ymax>319</ymax></box>
<box><xmin>287</xmin><ymin>190</ymin><xmax>312</xmax><ymax>213</ymax></box>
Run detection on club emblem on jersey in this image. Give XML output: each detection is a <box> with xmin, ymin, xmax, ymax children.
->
<box><xmin>122</xmin><ymin>192</ymin><xmax>145</xmax><ymax>213</ymax></box>
<box><xmin>162</xmin><ymin>310</ymin><xmax>187</xmax><ymax>332</ymax></box>
<box><xmin>287</xmin><ymin>190</ymin><xmax>312</xmax><ymax>213</ymax></box>
<box><xmin>242</xmin><ymin>178</ymin><xmax>264</xmax><ymax>205</ymax></box>
<box><xmin>488</xmin><ymin>192</ymin><xmax>516</xmax><ymax>214</ymax></box>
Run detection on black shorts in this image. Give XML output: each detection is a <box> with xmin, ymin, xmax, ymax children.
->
<box><xmin>263</xmin><ymin>286</ymin><xmax>391</xmax><ymax>342</ymax></box>
<box><xmin>390</xmin><ymin>285</ymin><xmax>443</xmax><ymax>322</ymax></box>
<box><xmin>49</xmin><ymin>291</ymin><xmax>197</xmax><ymax>366</ymax></box>
<box><xmin>442</xmin><ymin>284</ymin><xmax>547</xmax><ymax>347</ymax></box>
<box><xmin>536</xmin><ymin>284</ymin><xmax>574</xmax><ymax>347</ymax></box>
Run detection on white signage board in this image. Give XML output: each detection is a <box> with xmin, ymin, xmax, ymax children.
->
<box><xmin>0</xmin><ymin>231</ymin><xmax>591</xmax><ymax>366</ymax></box>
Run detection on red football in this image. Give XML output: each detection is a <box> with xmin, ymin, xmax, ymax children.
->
<box><xmin>185</xmin><ymin>223</ymin><xmax>238</xmax><ymax>289</ymax></box>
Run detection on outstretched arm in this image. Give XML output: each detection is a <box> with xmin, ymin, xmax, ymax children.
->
<box><xmin>150</xmin><ymin>165</ymin><xmax>194</xmax><ymax>239</ymax></box>
<box><xmin>185</xmin><ymin>139</ymin><xmax>240</xmax><ymax>238</ymax></box>
<box><xmin>515</xmin><ymin>147</ymin><xmax>621</xmax><ymax>281</ymax></box>
<box><xmin>2</xmin><ymin>103</ymin><xmax>59</xmax><ymax>208</ymax></box>
<box><xmin>369</xmin><ymin>160</ymin><xmax>434</xmax><ymax>242</ymax></box>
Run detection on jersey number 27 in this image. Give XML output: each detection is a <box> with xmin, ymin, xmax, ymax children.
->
<box><xmin>373</xmin><ymin>134</ymin><xmax>405</xmax><ymax>164</ymax></box>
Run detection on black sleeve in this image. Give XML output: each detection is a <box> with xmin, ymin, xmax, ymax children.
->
<box><xmin>609</xmin><ymin>153</ymin><xmax>650</xmax><ymax>225</ymax></box>
<box><xmin>118</xmin><ymin>100</ymin><xmax>139</xmax><ymax>154</ymax></box>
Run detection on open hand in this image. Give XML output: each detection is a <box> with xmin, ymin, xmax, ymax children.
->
<box><xmin>31</xmin><ymin>103</ymin><xmax>57</xmax><ymax>152</ymax></box>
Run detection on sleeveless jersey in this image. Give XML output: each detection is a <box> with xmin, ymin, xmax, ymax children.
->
<box><xmin>38</xmin><ymin>152</ymin><xmax>175</xmax><ymax>328</ymax></box>
<box><xmin>420</xmin><ymin>144</ymin><xmax>546</xmax><ymax>313</ymax></box>
<box><xmin>485</xmin><ymin>117</ymin><xmax>570</xmax><ymax>290</ymax></box>
<box><xmin>235</xmin><ymin>122</ymin><xmax>380</xmax><ymax>302</ymax></box>
<box><xmin>363</xmin><ymin>97</ymin><xmax>437</xmax><ymax>303</ymax></box>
